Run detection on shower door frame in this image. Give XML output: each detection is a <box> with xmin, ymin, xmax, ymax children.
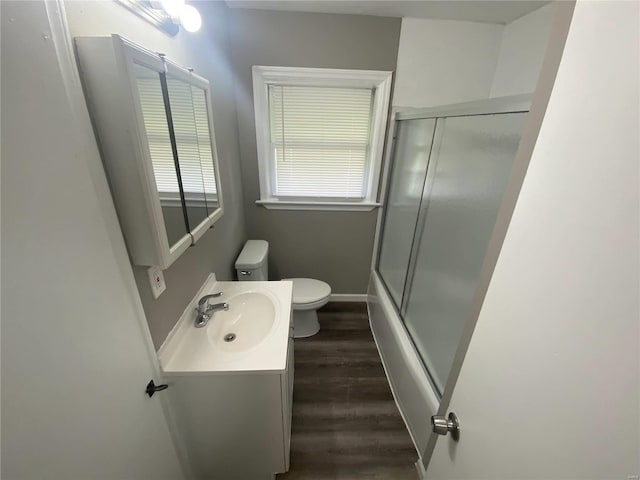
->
<box><xmin>371</xmin><ymin>94</ymin><xmax>532</xmax><ymax>398</ymax></box>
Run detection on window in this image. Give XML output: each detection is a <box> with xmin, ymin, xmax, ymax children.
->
<box><xmin>252</xmin><ymin>66</ymin><xmax>392</xmax><ymax>210</ymax></box>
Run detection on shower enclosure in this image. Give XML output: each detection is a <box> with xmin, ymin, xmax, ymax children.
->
<box><xmin>370</xmin><ymin>95</ymin><xmax>531</xmax><ymax>442</ymax></box>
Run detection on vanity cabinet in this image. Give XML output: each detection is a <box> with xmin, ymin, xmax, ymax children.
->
<box><xmin>165</xmin><ymin>337</ymin><xmax>294</xmax><ymax>480</ymax></box>
<box><xmin>75</xmin><ymin>35</ymin><xmax>224</xmax><ymax>269</ymax></box>
<box><xmin>158</xmin><ymin>278</ymin><xmax>294</xmax><ymax>480</ymax></box>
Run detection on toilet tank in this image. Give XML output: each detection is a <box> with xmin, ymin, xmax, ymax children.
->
<box><xmin>235</xmin><ymin>240</ymin><xmax>269</xmax><ymax>281</ymax></box>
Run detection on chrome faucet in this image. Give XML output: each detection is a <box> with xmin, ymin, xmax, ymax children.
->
<box><xmin>194</xmin><ymin>292</ymin><xmax>229</xmax><ymax>328</ymax></box>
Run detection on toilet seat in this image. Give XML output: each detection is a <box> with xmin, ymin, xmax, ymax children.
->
<box><xmin>282</xmin><ymin>278</ymin><xmax>331</xmax><ymax>311</ymax></box>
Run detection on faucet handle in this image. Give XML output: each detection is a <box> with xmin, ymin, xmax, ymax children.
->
<box><xmin>197</xmin><ymin>292</ymin><xmax>223</xmax><ymax>307</ymax></box>
<box><xmin>204</xmin><ymin>292</ymin><xmax>223</xmax><ymax>310</ymax></box>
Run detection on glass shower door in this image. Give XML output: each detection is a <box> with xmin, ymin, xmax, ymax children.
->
<box><xmin>377</xmin><ymin>118</ymin><xmax>436</xmax><ymax>307</ymax></box>
<box><xmin>403</xmin><ymin>112</ymin><xmax>528</xmax><ymax>394</ymax></box>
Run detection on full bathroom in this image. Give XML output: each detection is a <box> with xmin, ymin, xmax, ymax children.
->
<box><xmin>2</xmin><ymin>1</ymin><xmax>639</xmax><ymax>479</ymax></box>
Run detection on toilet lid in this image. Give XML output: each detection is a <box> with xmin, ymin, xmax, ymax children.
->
<box><xmin>283</xmin><ymin>278</ymin><xmax>331</xmax><ymax>305</ymax></box>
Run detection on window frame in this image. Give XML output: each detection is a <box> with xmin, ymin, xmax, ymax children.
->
<box><xmin>252</xmin><ymin>66</ymin><xmax>393</xmax><ymax>211</ymax></box>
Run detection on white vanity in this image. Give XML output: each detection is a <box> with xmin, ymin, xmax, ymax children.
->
<box><xmin>159</xmin><ymin>276</ymin><xmax>294</xmax><ymax>480</ymax></box>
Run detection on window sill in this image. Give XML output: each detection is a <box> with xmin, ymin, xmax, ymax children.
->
<box><xmin>256</xmin><ymin>200</ymin><xmax>381</xmax><ymax>212</ymax></box>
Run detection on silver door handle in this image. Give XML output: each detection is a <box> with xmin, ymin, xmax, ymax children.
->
<box><xmin>431</xmin><ymin>412</ymin><xmax>460</xmax><ymax>441</ymax></box>
<box><xmin>239</xmin><ymin>271</ymin><xmax>251</xmax><ymax>276</ymax></box>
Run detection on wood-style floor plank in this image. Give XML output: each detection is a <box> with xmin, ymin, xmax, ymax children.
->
<box><xmin>277</xmin><ymin>302</ymin><xmax>418</xmax><ymax>480</ymax></box>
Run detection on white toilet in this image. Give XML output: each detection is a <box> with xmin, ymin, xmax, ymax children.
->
<box><xmin>235</xmin><ymin>240</ymin><xmax>331</xmax><ymax>338</ymax></box>
<box><xmin>281</xmin><ymin>277</ymin><xmax>331</xmax><ymax>337</ymax></box>
<box><xmin>234</xmin><ymin>239</ymin><xmax>269</xmax><ymax>281</ymax></box>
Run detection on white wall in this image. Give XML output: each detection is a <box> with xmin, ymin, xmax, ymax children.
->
<box><xmin>490</xmin><ymin>3</ymin><xmax>556</xmax><ymax>97</ymax></box>
<box><xmin>392</xmin><ymin>18</ymin><xmax>503</xmax><ymax>107</ymax></box>
<box><xmin>427</xmin><ymin>1</ymin><xmax>640</xmax><ymax>476</ymax></box>
<box><xmin>393</xmin><ymin>5</ymin><xmax>555</xmax><ymax>108</ymax></box>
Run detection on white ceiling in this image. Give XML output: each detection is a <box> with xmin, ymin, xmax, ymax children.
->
<box><xmin>224</xmin><ymin>1</ymin><xmax>549</xmax><ymax>25</ymax></box>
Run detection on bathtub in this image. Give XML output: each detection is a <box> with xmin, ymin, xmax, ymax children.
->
<box><xmin>366</xmin><ymin>271</ymin><xmax>440</xmax><ymax>458</ymax></box>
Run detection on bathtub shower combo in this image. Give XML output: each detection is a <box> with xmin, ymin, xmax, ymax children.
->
<box><xmin>368</xmin><ymin>95</ymin><xmax>531</xmax><ymax>460</ymax></box>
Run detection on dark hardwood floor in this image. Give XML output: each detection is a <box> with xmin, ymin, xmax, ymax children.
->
<box><xmin>277</xmin><ymin>302</ymin><xmax>418</xmax><ymax>480</ymax></box>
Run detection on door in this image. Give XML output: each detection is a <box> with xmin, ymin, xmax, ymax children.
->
<box><xmin>1</xmin><ymin>2</ymin><xmax>185</xmax><ymax>478</ymax></box>
<box><xmin>423</xmin><ymin>2</ymin><xmax>639</xmax><ymax>478</ymax></box>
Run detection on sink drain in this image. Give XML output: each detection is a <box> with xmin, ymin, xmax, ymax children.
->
<box><xmin>224</xmin><ymin>333</ymin><xmax>236</xmax><ymax>342</ymax></box>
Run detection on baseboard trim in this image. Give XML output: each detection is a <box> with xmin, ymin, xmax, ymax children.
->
<box><xmin>329</xmin><ymin>294</ymin><xmax>368</xmax><ymax>302</ymax></box>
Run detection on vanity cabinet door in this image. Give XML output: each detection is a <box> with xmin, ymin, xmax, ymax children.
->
<box><xmin>287</xmin><ymin>338</ymin><xmax>294</xmax><ymax>405</ymax></box>
<box><xmin>282</xmin><ymin>336</ymin><xmax>294</xmax><ymax>470</ymax></box>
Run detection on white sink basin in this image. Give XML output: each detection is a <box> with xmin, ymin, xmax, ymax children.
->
<box><xmin>207</xmin><ymin>291</ymin><xmax>276</xmax><ymax>353</ymax></box>
<box><xmin>159</xmin><ymin>275</ymin><xmax>293</xmax><ymax>374</ymax></box>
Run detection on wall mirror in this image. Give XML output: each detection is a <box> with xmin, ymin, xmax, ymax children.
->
<box><xmin>134</xmin><ymin>61</ymin><xmax>190</xmax><ymax>249</ymax></box>
<box><xmin>164</xmin><ymin>61</ymin><xmax>222</xmax><ymax>242</ymax></box>
<box><xmin>76</xmin><ymin>35</ymin><xmax>224</xmax><ymax>269</ymax></box>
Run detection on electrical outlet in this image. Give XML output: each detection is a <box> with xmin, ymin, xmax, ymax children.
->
<box><xmin>147</xmin><ymin>266</ymin><xmax>166</xmax><ymax>299</ymax></box>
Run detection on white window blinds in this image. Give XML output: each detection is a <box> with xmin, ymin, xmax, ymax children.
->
<box><xmin>268</xmin><ymin>85</ymin><xmax>373</xmax><ymax>199</ymax></box>
<box><xmin>136</xmin><ymin>76</ymin><xmax>217</xmax><ymax>197</ymax></box>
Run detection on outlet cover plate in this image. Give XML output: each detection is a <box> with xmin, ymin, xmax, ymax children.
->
<box><xmin>147</xmin><ymin>266</ymin><xmax>166</xmax><ymax>299</ymax></box>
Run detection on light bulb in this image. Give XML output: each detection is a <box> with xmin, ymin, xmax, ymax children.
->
<box><xmin>160</xmin><ymin>0</ymin><xmax>184</xmax><ymax>18</ymax></box>
<box><xmin>180</xmin><ymin>4</ymin><xmax>202</xmax><ymax>33</ymax></box>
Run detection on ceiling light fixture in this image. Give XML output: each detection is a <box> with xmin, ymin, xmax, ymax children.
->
<box><xmin>143</xmin><ymin>0</ymin><xmax>202</xmax><ymax>34</ymax></box>
<box><xmin>159</xmin><ymin>0</ymin><xmax>185</xmax><ymax>18</ymax></box>
<box><xmin>179</xmin><ymin>4</ymin><xmax>202</xmax><ymax>33</ymax></box>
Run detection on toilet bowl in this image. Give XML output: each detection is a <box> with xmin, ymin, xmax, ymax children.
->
<box><xmin>234</xmin><ymin>240</ymin><xmax>331</xmax><ymax>338</ymax></box>
<box><xmin>282</xmin><ymin>278</ymin><xmax>331</xmax><ymax>338</ymax></box>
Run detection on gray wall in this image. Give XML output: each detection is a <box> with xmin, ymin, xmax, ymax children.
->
<box><xmin>66</xmin><ymin>1</ymin><xmax>246</xmax><ymax>348</ymax></box>
<box><xmin>228</xmin><ymin>9</ymin><xmax>401</xmax><ymax>294</ymax></box>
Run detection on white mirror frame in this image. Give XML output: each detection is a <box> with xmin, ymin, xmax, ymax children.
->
<box><xmin>75</xmin><ymin>34</ymin><xmax>224</xmax><ymax>269</ymax></box>
<box><xmin>112</xmin><ymin>36</ymin><xmax>193</xmax><ymax>268</ymax></box>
